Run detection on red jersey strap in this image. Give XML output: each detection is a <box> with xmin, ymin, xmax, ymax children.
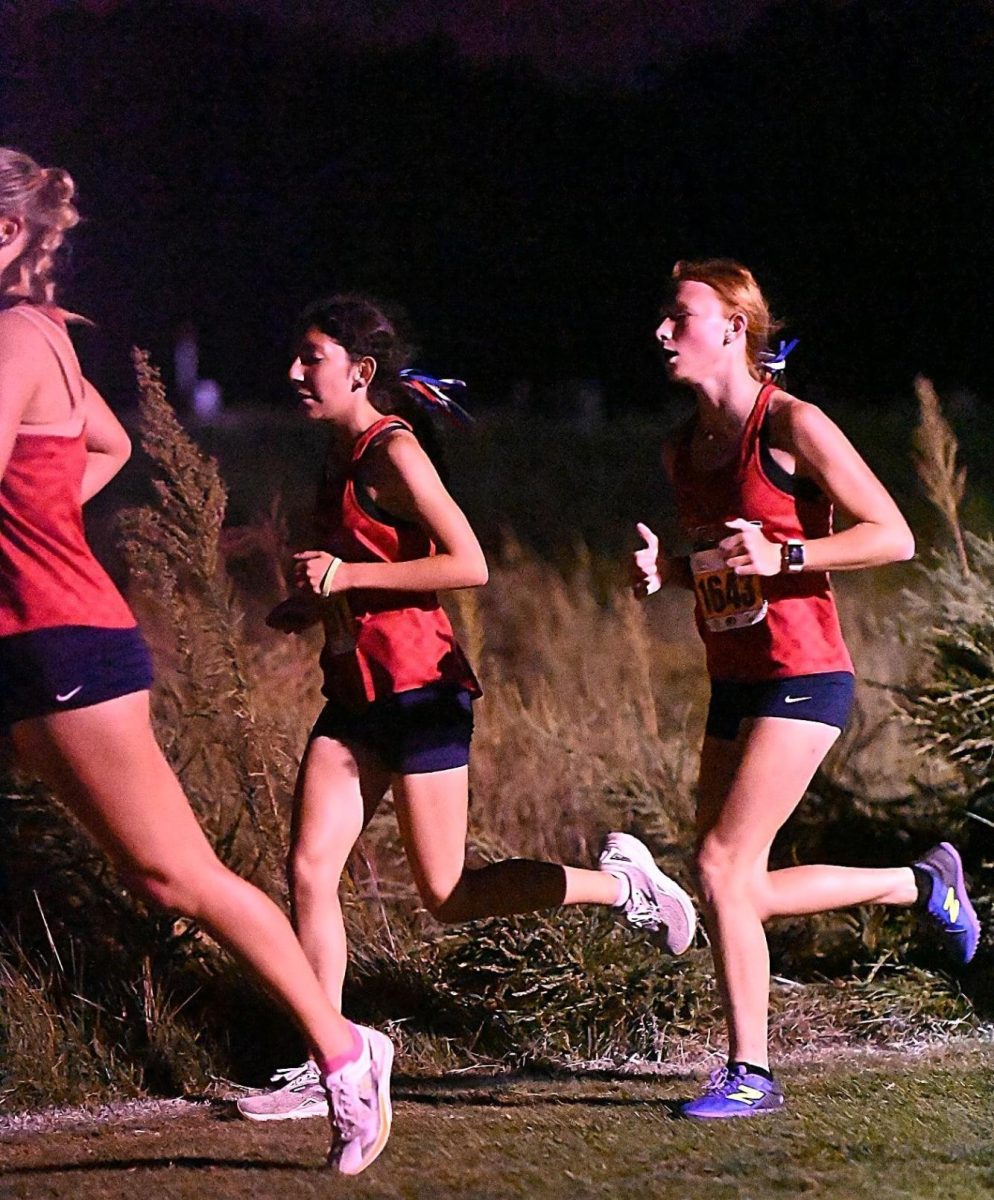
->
<box><xmin>350</xmin><ymin>416</ymin><xmax>413</xmax><ymax>465</ymax></box>
<box><xmin>735</xmin><ymin>381</ymin><xmax>777</xmax><ymax>473</ymax></box>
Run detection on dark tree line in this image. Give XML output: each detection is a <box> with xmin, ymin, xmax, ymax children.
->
<box><xmin>1</xmin><ymin>0</ymin><xmax>993</xmax><ymax>410</ymax></box>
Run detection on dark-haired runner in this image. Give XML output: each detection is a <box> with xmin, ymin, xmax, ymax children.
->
<box><xmin>238</xmin><ymin>294</ymin><xmax>697</xmax><ymax>1121</ymax></box>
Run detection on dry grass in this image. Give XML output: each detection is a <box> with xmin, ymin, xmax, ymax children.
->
<box><xmin>458</xmin><ymin>547</ymin><xmax>699</xmax><ymax>871</ymax></box>
<box><xmin>119</xmin><ymin>351</ymin><xmax>297</xmax><ymax>893</ymax></box>
<box><xmin>913</xmin><ymin>374</ymin><xmax>970</xmax><ymax>578</ymax></box>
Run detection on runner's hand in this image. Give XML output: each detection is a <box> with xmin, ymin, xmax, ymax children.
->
<box><xmin>721</xmin><ymin>518</ymin><xmax>781</xmax><ymax>576</ymax></box>
<box><xmin>632</xmin><ymin>522</ymin><xmax>663</xmax><ymax>597</ymax></box>
<box><xmin>294</xmin><ymin>550</ymin><xmax>350</xmax><ymax>595</ymax></box>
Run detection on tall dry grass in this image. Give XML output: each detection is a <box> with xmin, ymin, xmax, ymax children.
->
<box><xmin>900</xmin><ymin>380</ymin><xmax>994</xmax><ymax>882</ymax></box>
<box><xmin>912</xmin><ymin>374</ymin><xmax>970</xmax><ymax>578</ymax></box>
<box><xmin>119</xmin><ymin>350</ymin><xmax>297</xmax><ymax>893</ymax></box>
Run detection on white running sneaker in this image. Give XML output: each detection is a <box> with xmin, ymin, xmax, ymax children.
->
<box><xmin>323</xmin><ymin>1024</ymin><xmax>394</xmax><ymax>1176</ymax></box>
<box><xmin>236</xmin><ymin>1060</ymin><xmax>328</xmax><ymax>1121</ymax></box>
<box><xmin>599</xmin><ymin>831</ymin><xmax>697</xmax><ymax>954</ymax></box>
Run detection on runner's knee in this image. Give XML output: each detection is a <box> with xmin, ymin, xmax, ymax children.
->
<box><xmin>693</xmin><ymin>837</ymin><xmax>757</xmax><ymax>909</ymax></box>
<box><xmin>289</xmin><ymin>837</ymin><xmax>351</xmax><ymax>904</ymax></box>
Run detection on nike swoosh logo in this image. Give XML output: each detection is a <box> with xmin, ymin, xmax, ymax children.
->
<box><xmin>784</xmin><ymin>695</ymin><xmax>812</xmax><ymax>704</ymax></box>
<box><xmin>55</xmin><ymin>686</ymin><xmax>83</xmax><ymax>702</ymax></box>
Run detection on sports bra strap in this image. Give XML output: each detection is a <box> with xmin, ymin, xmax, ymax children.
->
<box><xmin>8</xmin><ymin>305</ymin><xmax>85</xmax><ymax>416</ymax></box>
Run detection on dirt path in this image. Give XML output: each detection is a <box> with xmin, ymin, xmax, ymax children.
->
<box><xmin>2</xmin><ymin>1042</ymin><xmax>992</xmax><ymax>1199</ymax></box>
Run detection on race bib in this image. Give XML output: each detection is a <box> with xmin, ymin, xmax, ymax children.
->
<box><xmin>322</xmin><ymin>595</ymin><xmax>358</xmax><ymax>655</ymax></box>
<box><xmin>690</xmin><ymin>547</ymin><xmax>768</xmax><ymax>632</ymax></box>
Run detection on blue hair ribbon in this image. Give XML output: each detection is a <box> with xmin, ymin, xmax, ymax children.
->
<box><xmin>758</xmin><ymin>338</ymin><xmax>799</xmax><ymax>377</ymax></box>
<box><xmin>399</xmin><ymin>369</ymin><xmax>473</xmax><ymax>427</ymax></box>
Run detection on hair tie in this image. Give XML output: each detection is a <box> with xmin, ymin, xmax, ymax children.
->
<box><xmin>399</xmin><ymin>369</ymin><xmax>473</xmax><ymax>427</ymax></box>
<box><xmin>758</xmin><ymin>338</ymin><xmax>798</xmax><ymax>379</ymax></box>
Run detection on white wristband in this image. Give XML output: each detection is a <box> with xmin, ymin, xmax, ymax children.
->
<box><xmin>318</xmin><ymin>556</ymin><xmax>343</xmax><ymax>597</ymax></box>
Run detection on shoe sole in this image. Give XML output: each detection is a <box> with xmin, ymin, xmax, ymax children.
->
<box><xmin>603</xmin><ymin>832</ymin><xmax>697</xmax><ymax>954</ymax></box>
<box><xmin>681</xmin><ymin>1102</ymin><xmax>785</xmax><ymax>1120</ymax></box>
<box><xmin>338</xmin><ymin>1028</ymin><xmax>394</xmax><ymax>1176</ymax></box>
<box><xmin>237</xmin><ymin>1099</ymin><xmax>329</xmax><ymax>1122</ymax></box>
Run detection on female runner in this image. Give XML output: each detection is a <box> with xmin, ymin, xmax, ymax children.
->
<box><xmin>633</xmin><ymin>259</ymin><xmax>979</xmax><ymax>1119</ymax></box>
<box><xmin>0</xmin><ymin>147</ymin><xmax>390</xmax><ymax>1174</ymax></box>
<box><xmin>237</xmin><ymin>293</ymin><xmax>697</xmax><ymax>1121</ymax></box>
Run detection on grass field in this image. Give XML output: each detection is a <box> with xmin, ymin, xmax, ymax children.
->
<box><xmin>2</xmin><ymin>1042</ymin><xmax>992</xmax><ymax>1199</ymax></box>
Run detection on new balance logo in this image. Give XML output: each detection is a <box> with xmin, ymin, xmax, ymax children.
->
<box><xmin>943</xmin><ymin>886</ymin><xmax>960</xmax><ymax>925</ymax></box>
<box><xmin>728</xmin><ymin>1085</ymin><xmax>765</xmax><ymax>1104</ymax></box>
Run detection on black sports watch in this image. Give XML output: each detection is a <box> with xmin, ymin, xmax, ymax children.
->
<box><xmin>781</xmin><ymin>539</ymin><xmax>805</xmax><ymax>573</ymax></box>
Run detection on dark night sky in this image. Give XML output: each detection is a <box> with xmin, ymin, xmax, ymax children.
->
<box><xmin>3</xmin><ymin>0</ymin><xmax>994</xmax><ymax>422</ymax></box>
<box><xmin>14</xmin><ymin>0</ymin><xmax>779</xmax><ymax>82</ymax></box>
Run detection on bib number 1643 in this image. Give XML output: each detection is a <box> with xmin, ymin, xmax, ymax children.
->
<box><xmin>690</xmin><ymin>547</ymin><xmax>768</xmax><ymax>632</ymax></box>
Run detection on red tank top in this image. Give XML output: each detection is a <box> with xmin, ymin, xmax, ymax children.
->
<box><xmin>671</xmin><ymin>383</ymin><xmax>853</xmax><ymax>683</ymax></box>
<box><xmin>313</xmin><ymin>416</ymin><xmax>481</xmax><ymax>707</ymax></box>
<box><xmin>0</xmin><ymin>305</ymin><xmax>136</xmax><ymax>637</ymax></box>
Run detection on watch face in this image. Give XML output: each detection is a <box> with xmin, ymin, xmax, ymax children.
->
<box><xmin>785</xmin><ymin>542</ymin><xmax>805</xmax><ymax>570</ymax></box>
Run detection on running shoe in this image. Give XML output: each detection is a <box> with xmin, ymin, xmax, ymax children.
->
<box><xmin>236</xmin><ymin>1060</ymin><xmax>328</xmax><ymax>1122</ymax></box>
<box><xmin>599</xmin><ymin>831</ymin><xmax>697</xmax><ymax>954</ymax></box>
<box><xmin>913</xmin><ymin>841</ymin><xmax>981</xmax><ymax>965</ymax></box>
<box><xmin>680</xmin><ymin>1064</ymin><xmax>785</xmax><ymax>1120</ymax></box>
<box><xmin>323</xmin><ymin>1024</ymin><xmax>394</xmax><ymax>1176</ymax></box>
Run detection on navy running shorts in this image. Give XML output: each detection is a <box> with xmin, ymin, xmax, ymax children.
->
<box><xmin>0</xmin><ymin>624</ymin><xmax>155</xmax><ymax>731</ymax></box>
<box><xmin>308</xmin><ymin>682</ymin><xmax>475</xmax><ymax>774</ymax></box>
<box><xmin>705</xmin><ymin>671</ymin><xmax>856</xmax><ymax>742</ymax></box>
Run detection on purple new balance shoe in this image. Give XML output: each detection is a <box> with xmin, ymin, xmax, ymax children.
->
<box><xmin>914</xmin><ymin>842</ymin><xmax>981</xmax><ymax>965</ymax></box>
<box><xmin>680</xmin><ymin>1064</ymin><xmax>785</xmax><ymax>1120</ymax></box>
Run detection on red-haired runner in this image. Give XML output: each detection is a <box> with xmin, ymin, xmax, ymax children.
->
<box><xmin>633</xmin><ymin>259</ymin><xmax>979</xmax><ymax>1119</ymax></box>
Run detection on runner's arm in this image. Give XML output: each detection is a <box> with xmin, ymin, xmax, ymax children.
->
<box><xmin>723</xmin><ymin>401</ymin><xmax>915</xmax><ymax>575</ymax></box>
<box><xmin>81</xmin><ymin>379</ymin><xmax>132</xmax><ymax>503</ymax></box>
<box><xmin>295</xmin><ymin>430</ymin><xmax>488</xmax><ymax>596</ymax></box>
<box><xmin>780</xmin><ymin>401</ymin><xmax>914</xmax><ymax>570</ymax></box>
